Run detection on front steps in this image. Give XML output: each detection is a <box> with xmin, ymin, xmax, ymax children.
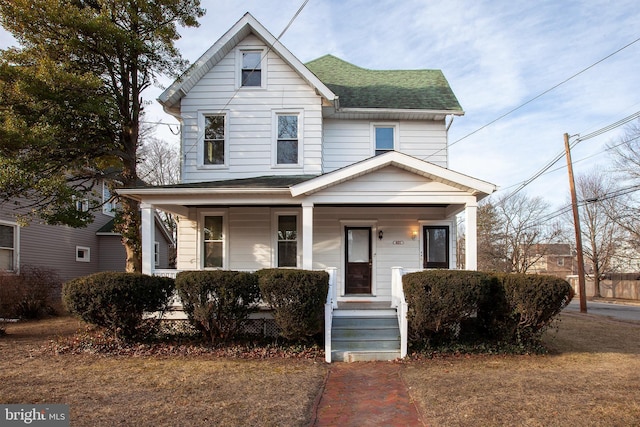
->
<box><xmin>331</xmin><ymin>303</ymin><xmax>401</xmax><ymax>362</ymax></box>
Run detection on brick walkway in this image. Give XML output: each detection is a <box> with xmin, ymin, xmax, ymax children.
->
<box><xmin>312</xmin><ymin>362</ymin><xmax>424</xmax><ymax>426</ymax></box>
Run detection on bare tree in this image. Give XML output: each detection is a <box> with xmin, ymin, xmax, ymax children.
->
<box><xmin>573</xmin><ymin>170</ymin><xmax>626</xmax><ymax>297</ymax></box>
<box><xmin>478</xmin><ymin>193</ymin><xmax>562</xmax><ymax>273</ymax></box>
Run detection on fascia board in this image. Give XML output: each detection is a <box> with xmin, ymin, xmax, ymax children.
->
<box><xmin>290</xmin><ymin>152</ymin><xmax>496</xmax><ymax>197</ymax></box>
<box><xmin>158</xmin><ymin>13</ymin><xmax>336</xmax><ymax>110</ymax></box>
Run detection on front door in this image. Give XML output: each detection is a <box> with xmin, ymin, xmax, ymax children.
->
<box><xmin>345</xmin><ymin>227</ymin><xmax>372</xmax><ymax>294</ymax></box>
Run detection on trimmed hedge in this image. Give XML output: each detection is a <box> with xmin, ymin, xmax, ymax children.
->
<box><xmin>63</xmin><ymin>272</ymin><xmax>175</xmax><ymax>340</ymax></box>
<box><xmin>403</xmin><ymin>270</ymin><xmax>493</xmax><ymax>344</ymax></box>
<box><xmin>497</xmin><ymin>273</ymin><xmax>575</xmax><ymax>343</ymax></box>
<box><xmin>256</xmin><ymin>269</ymin><xmax>329</xmax><ymax>341</ymax></box>
<box><xmin>403</xmin><ymin>270</ymin><xmax>573</xmax><ymax>348</ymax></box>
<box><xmin>175</xmin><ymin>270</ymin><xmax>260</xmax><ymax>343</ymax></box>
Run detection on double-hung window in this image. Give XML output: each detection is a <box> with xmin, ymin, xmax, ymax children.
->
<box><xmin>0</xmin><ymin>223</ymin><xmax>16</xmax><ymax>271</ymax></box>
<box><xmin>241</xmin><ymin>51</ymin><xmax>262</xmax><ymax>87</ymax></box>
<box><xmin>423</xmin><ymin>226</ymin><xmax>450</xmax><ymax>269</ymax></box>
<box><xmin>374</xmin><ymin>125</ymin><xmax>396</xmax><ymax>155</ymax></box>
<box><xmin>204</xmin><ymin>115</ymin><xmax>225</xmax><ymax>165</ymax></box>
<box><xmin>203</xmin><ymin>216</ymin><xmax>224</xmax><ymax>268</ymax></box>
<box><xmin>276</xmin><ymin>114</ymin><xmax>299</xmax><ymax>165</ymax></box>
<box><xmin>102</xmin><ymin>183</ymin><xmax>115</xmax><ymax>216</ymax></box>
<box><xmin>277</xmin><ymin>215</ymin><xmax>298</xmax><ymax>267</ymax></box>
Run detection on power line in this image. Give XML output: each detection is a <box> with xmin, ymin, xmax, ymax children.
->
<box><xmin>448</xmin><ymin>35</ymin><xmax>640</xmax><ymax>149</ymax></box>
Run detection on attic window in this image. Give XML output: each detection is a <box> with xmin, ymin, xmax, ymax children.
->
<box><xmin>373</xmin><ymin>124</ymin><xmax>396</xmax><ymax>155</ymax></box>
<box><xmin>241</xmin><ymin>51</ymin><xmax>261</xmax><ymax>86</ymax></box>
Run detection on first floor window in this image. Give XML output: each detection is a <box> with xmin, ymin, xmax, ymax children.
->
<box><xmin>0</xmin><ymin>224</ymin><xmax>15</xmax><ymax>271</ymax></box>
<box><xmin>204</xmin><ymin>115</ymin><xmax>225</xmax><ymax>165</ymax></box>
<box><xmin>277</xmin><ymin>215</ymin><xmax>297</xmax><ymax>267</ymax></box>
<box><xmin>277</xmin><ymin>114</ymin><xmax>298</xmax><ymax>164</ymax></box>
<box><xmin>76</xmin><ymin>246</ymin><xmax>90</xmax><ymax>262</ymax></box>
<box><xmin>154</xmin><ymin>242</ymin><xmax>160</xmax><ymax>267</ymax></box>
<box><xmin>423</xmin><ymin>226</ymin><xmax>449</xmax><ymax>269</ymax></box>
<box><xmin>204</xmin><ymin>216</ymin><xmax>223</xmax><ymax>268</ymax></box>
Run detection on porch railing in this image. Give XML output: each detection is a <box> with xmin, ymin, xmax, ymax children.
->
<box><xmin>391</xmin><ymin>267</ymin><xmax>420</xmax><ymax>359</ymax></box>
<box><xmin>324</xmin><ymin>267</ymin><xmax>338</xmax><ymax>363</ymax></box>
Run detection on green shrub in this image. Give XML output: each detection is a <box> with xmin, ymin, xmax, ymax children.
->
<box><xmin>496</xmin><ymin>273</ymin><xmax>574</xmax><ymax>344</ymax></box>
<box><xmin>403</xmin><ymin>270</ymin><xmax>492</xmax><ymax>345</ymax></box>
<box><xmin>62</xmin><ymin>272</ymin><xmax>175</xmax><ymax>341</ymax></box>
<box><xmin>0</xmin><ymin>266</ymin><xmax>62</xmax><ymax>319</ymax></box>
<box><xmin>175</xmin><ymin>270</ymin><xmax>260</xmax><ymax>343</ymax></box>
<box><xmin>256</xmin><ymin>269</ymin><xmax>329</xmax><ymax>341</ymax></box>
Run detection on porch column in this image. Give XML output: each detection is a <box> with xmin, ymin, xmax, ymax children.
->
<box><xmin>302</xmin><ymin>202</ymin><xmax>314</xmax><ymax>270</ymax></box>
<box><xmin>465</xmin><ymin>200</ymin><xmax>478</xmax><ymax>271</ymax></box>
<box><xmin>140</xmin><ymin>202</ymin><xmax>155</xmax><ymax>275</ymax></box>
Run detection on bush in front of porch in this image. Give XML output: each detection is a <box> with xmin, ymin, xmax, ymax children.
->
<box><xmin>257</xmin><ymin>269</ymin><xmax>329</xmax><ymax>342</ymax></box>
<box><xmin>175</xmin><ymin>270</ymin><xmax>260</xmax><ymax>343</ymax></box>
<box><xmin>62</xmin><ymin>272</ymin><xmax>175</xmax><ymax>341</ymax></box>
<box><xmin>403</xmin><ymin>270</ymin><xmax>573</xmax><ymax>352</ymax></box>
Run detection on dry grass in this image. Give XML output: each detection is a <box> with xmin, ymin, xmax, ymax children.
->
<box><xmin>402</xmin><ymin>313</ymin><xmax>640</xmax><ymax>426</ymax></box>
<box><xmin>0</xmin><ymin>317</ymin><xmax>326</xmax><ymax>426</ymax></box>
<box><xmin>2</xmin><ymin>311</ymin><xmax>639</xmax><ymax>426</ymax></box>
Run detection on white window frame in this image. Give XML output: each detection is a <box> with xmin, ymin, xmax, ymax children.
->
<box><xmin>102</xmin><ymin>182</ymin><xmax>115</xmax><ymax>216</ymax></box>
<box><xmin>272</xmin><ymin>210</ymin><xmax>301</xmax><ymax>268</ymax></box>
<box><xmin>371</xmin><ymin>122</ymin><xmax>399</xmax><ymax>156</ymax></box>
<box><xmin>272</xmin><ymin>110</ymin><xmax>303</xmax><ymax>168</ymax></box>
<box><xmin>236</xmin><ymin>47</ymin><xmax>267</xmax><ymax>89</ymax></box>
<box><xmin>198</xmin><ymin>111</ymin><xmax>229</xmax><ymax>169</ymax></box>
<box><xmin>76</xmin><ymin>246</ymin><xmax>91</xmax><ymax>263</ymax></box>
<box><xmin>0</xmin><ymin>220</ymin><xmax>19</xmax><ymax>272</ymax></box>
<box><xmin>198</xmin><ymin>210</ymin><xmax>229</xmax><ymax>270</ymax></box>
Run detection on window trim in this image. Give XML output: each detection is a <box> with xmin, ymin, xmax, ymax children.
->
<box><xmin>199</xmin><ymin>210</ymin><xmax>228</xmax><ymax>270</ymax></box>
<box><xmin>102</xmin><ymin>182</ymin><xmax>115</xmax><ymax>217</ymax></box>
<box><xmin>76</xmin><ymin>246</ymin><xmax>91</xmax><ymax>263</ymax></box>
<box><xmin>0</xmin><ymin>220</ymin><xmax>19</xmax><ymax>272</ymax></box>
<box><xmin>272</xmin><ymin>210</ymin><xmax>300</xmax><ymax>268</ymax></box>
<box><xmin>198</xmin><ymin>111</ymin><xmax>229</xmax><ymax>169</ymax></box>
<box><xmin>418</xmin><ymin>222</ymin><xmax>453</xmax><ymax>269</ymax></box>
<box><xmin>272</xmin><ymin>110</ymin><xmax>303</xmax><ymax>168</ymax></box>
<box><xmin>371</xmin><ymin>122</ymin><xmax>398</xmax><ymax>156</ymax></box>
<box><xmin>154</xmin><ymin>241</ymin><xmax>160</xmax><ymax>267</ymax></box>
<box><xmin>236</xmin><ymin>47</ymin><xmax>267</xmax><ymax>89</ymax></box>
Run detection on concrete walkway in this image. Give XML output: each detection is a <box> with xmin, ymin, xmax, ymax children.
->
<box><xmin>312</xmin><ymin>362</ymin><xmax>424</xmax><ymax>426</ymax></box>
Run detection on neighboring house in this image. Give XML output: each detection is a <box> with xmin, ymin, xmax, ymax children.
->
<box><xmin>528</xmin><ymin>244</ymin><xmax>577</xmax><ymax>279</ymax></box>
<box><xmin>0</xmin><ymin>181</ymin><xmax>174</xmax><ymax>283</ymax></box>
<box><xmin>118</xmin><ymin>13</ymin><xmax>497</xmax><ymax>361</ymax></box>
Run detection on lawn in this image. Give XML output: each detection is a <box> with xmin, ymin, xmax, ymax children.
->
<box><xmin>1</xmin><ymin>310</ymin><xmax>639</xmax><ymax>426</ymax></box>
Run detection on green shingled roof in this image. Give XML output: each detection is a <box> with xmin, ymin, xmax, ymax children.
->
<box><xmin>305</xmin><ymin>55</ymin><xmax>462</xmax><ymax>111</ymax></box>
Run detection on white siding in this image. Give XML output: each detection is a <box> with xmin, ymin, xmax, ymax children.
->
<box><xmin>176</xmin><ymin>212</ymin><xmax>198</xmax><ymax>270</ymax></box>
<box><xmin>180</xmin><ymin>35</ymin><xmax>324</xmax><ymax>182</ymax></box>
<box><xmin>322</xmin><ymin>119</ymin><xmax>448</xmax><ymax>172</ymax></box>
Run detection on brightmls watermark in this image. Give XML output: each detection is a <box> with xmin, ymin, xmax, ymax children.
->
<box><xmin>1</xmin><ymin>405</ymin><xmax>69</xmax><ymax>426</ymax></box>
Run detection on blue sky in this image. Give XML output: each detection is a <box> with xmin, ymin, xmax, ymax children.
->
<box><xmin>2</xmin><ymin>0</ymin><xmax>640</xmax><ymax>207</ymax></box>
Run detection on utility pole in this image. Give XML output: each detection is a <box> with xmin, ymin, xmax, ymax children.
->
<box><xmin>565</xmin><ymin>133</ymin><xmax>587</xmax><ymax>313</ymax></box>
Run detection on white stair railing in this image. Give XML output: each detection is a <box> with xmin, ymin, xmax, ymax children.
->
<box><xmin>391</xmin><ymin>267</ymin><xmax>420</xmax><ymax>359</ymax></box>
<box><xmin>324</xmin><ymin>267</ymin><xmax>337</xmax><ymax>363</ymax></box>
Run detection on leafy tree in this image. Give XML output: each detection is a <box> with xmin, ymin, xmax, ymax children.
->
<box><xmin>0</xmin><ymin>0</ymin><xmax>204</xmax><ymax>271</ymax></box>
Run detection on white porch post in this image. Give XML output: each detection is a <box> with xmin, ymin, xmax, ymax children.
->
<box><xmin>140</xmin><ymin>203</ymin><xmax>155</xmax><ymax>275</ymax></box>
<box><xmin>302</xmin><ymin>202</ymin><xmax>314</xmax><ymax>270</ymax></box>
<box><xmin>465</xmin><ymin>200</ymin><xmax>478</xmax><ymax>271</ymax></box>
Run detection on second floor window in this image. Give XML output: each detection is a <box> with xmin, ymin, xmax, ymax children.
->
<box><xmin>375</xmin><ymin>126</ymin><xmax>395</xmax><ymax>155</ymax></box>
<box><xmin>277</xmin><ymin>114</ymin><xmax>298</xmax><ymax>165</ymax></box>
<box><xmin>241</xmin><ymin>51</ymin><xmax>261</xmax><ymax>87</ymax></box>
<box><xmin>204</xmin><ymin>115</ymin><xmax>225</xmax><ymax>165</ymax></box>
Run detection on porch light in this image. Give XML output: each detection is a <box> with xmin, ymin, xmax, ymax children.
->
<box><xmin>411</xmin><ymin>230</ymin><xmax>418</xmax><ymax>240</ymax></box>
<box><xmin>378</xmin><ymin>230</ymin><xmax>384</xmax><ymax>240</ymax></box>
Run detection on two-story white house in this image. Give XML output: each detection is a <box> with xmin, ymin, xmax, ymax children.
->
<box><xmin>119</xmin><ymin>13</ymin><xmax>496</xmax><ymax>361</ymax></box>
